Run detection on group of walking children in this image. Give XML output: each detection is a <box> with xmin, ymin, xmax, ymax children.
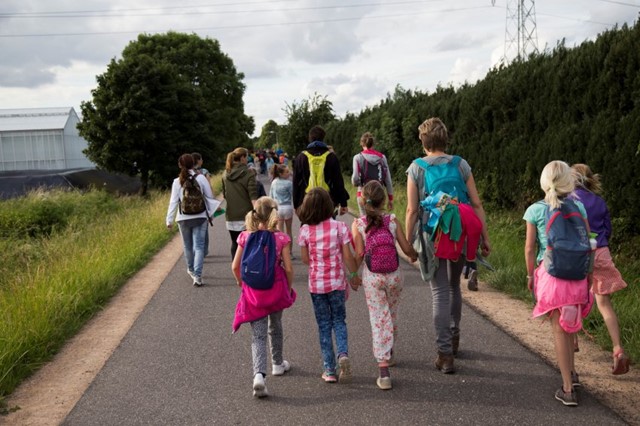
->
<box><xmin>524</xmin><ymin>160</ymin><xmax>630</xmax><ymax>408</ymax></box>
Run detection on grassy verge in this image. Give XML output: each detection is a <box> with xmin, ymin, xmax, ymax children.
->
<box><xmin>0</xmin><ymin>189</ymin><xmax>174</xmax><ymax>398</ymax></box>
<box><xmin>345</xmin><ymin>177</ymin><xmax>640</xmax><ymax>363</ymax></box>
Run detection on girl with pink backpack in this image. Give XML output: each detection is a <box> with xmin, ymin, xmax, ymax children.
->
<box><xmin>351</xmin><ymin>181</ymin><xmax>418</xmax><ymax>390</ymax></box>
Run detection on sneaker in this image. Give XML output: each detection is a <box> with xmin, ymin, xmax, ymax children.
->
<box><xmin>338</xmin><ymin>355</ymin><xmax>352</xmax><ymax>384</ymax></box>
<box><xmin>187</xmin><ymin>270</ymin><xmax>197</xmax><ymax>280</ymax></box>
<box><xmin>452</xmin><ymin>335</ymin><xmax>460</xmax><ymax>357</ymax></box>
<box><xmin>252</xmin><ymin>373</ymin><xmax>268</xmax><ymax>398</ymax></box>
<box><xmin>554</xmin><ymin>387</ymin><xmax>578</xmax><ymax>406</ymax></box>
<box><xmin>571</xmin><ymin>371</ymin><xmax>581</xmax><ymax>389</ymax></box>
<box><xmin>193</xmin><ymin>276</ymin><xmax>203</xmax><ymax>287</ymax></box>
<box><xmin>376</xmin><ymin>376</ymin><xmax>392</xmax><ymax>390</ymax></box>
<box><xmin>322</xmin><ymin>370</ymin><xmax>337</xmax><ymax>383</ymax></box>
<box><xmin>467</xmin><ymin>269</ymin><xmax>478</xmax><ymax>291</ymax></box>
<box><xmin>272</xmin><ymin>360</ymin><xmax>291</xmax><ymax>376</ymax></box>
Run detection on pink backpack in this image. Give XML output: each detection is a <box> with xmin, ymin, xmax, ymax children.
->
<box><xmin>364</xmin><ymin>215</ymin><xmax>399</xmax><ymax>273</ymax></box>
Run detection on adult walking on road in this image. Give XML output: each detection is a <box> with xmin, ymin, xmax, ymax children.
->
<box><xmin>405</xmin><ymin>117</ymin><xmax>491</xmax><ymax>374</ymax></box>
<box><xmin>351</xmin><ymin>131</ymin><xmax>394</xmax><ymax>216</ymax></box>
<box><xmin>166</xmin><ymin>153</ymin><xmax>220</xmax><ymax>287</ymax></box>
<box><xmin>222</xmin><ymin>147</ymin><xmax>258</xmax><ymax>260</ymax></box>
<box><xmin>292</xmin><ymin>125</ymin><xmax>349</xmax><ymax>216</ymax></box>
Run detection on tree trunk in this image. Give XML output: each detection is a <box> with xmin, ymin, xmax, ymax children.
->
<box><xmin>139</xmin><ymin>168</ymin><xmax>149</xmax><ymax>196</ymax></box>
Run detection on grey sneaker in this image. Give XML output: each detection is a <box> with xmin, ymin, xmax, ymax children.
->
<box><xmin>467</xmin><ymin>269</ymin><xmax>478</xmax><ymax>291</ymax></box>
<box><xmin>555</xmin><ymin>387</ymin><xmax>578</xmax><ymax>406</ymax></box>
<box><xmin>338</xmin><ymin>355</ymin><xmax>352</xmax><ymax>384</ymax></box>
<box><xmin>571</xmin><ymin>371</ymin><xmax>581</xmax><ymax>389</ymax></box>
<box><xmin>193</xmin><ymin>275</ymin><xmax>203</xmax><ymax>287</ymax></box>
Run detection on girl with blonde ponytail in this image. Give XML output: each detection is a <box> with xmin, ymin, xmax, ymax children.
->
<box><xmin>231</xmin><ymin>196</ymin><xmax>295</xmax><ymax>398</ymax></box>
<box><xmin>524</xmin><ymin>160</ymin><xmax>591</xmax><ymax>407</ymax></box>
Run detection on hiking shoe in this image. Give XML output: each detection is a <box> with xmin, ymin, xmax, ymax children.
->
<box><xmin>555</xmin><ymin>387</ymin><xmax>578</xmax><ymax>406</ymax></box>
<box><xmin>467</xmin><ymin>269</ymin><xmax>478</xmax><ymax>291</ymax></box>
<box><xmin>571</xmin><ymin>371</ymin><xmax>581</xmax><ymax>389</ymax></box>
<box><xmin>434</xmin><ymin>352</ymin><xmax>455</xmax><ymax>374</ymax></box>
<box><xmin>252</xmin><ymin>373</ymin><xmax>268</xmax><ymax>398</ymax></box>
<box><xmin>322</xmin><ymin>370</ymin><xmax>337</xmax><ymax>383</ymax></box>
<box><xmin>338</xmin><ymin>355</ymin><xmax>352</xmax><ymax>384</ymax></box>
<box><xmin>272</xmin><ymin>360</ymin><xmax>291</xmax><ymax>376</ymax></box>
<box><xmin>377</xmin><ymin>376</ymin><xmax>392</xmax><ymax>390</ymax></box>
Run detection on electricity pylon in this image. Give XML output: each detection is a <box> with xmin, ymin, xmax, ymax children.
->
<box><xmin>493</xmin><ymin>0</ymin><xmax>539</xmax><ymax>63</ymax></box>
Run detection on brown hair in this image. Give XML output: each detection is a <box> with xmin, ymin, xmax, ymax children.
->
<box><xmin>225</xmin><ymin>147</ymin><xmax>248</xmax><ymax>172</ymax></box>
<box><xmin>571</xmin><ymin>163</ymin><xmax>602</xmax><ymax>194</ymax></box>
<box><xmin>418</xmin><ymin>117</ymin><xmax>448</xmax><ymax>152</ymax></box>
<box><xmin>178</xmin><ymin>153</ymin><xmax>195</xmax><ymax>186</ymax></box>
<box><xmin>362</xmin><ymin>181</ymin><xmax>387</xmax><ymax>233</ymax></box>
<box><xmin>271</xmin><ymin>163</ymin><xmax>289</xmax><ymax>179</ymax></box>
<box><xmin>191</xmin><ymin>152</ymin><xmax>202</xmax><ymax>162</ymax></box>
<box><xmin>297</xmin><ymin>188</ymin><xmax>334</xmax><ymax>225</ymax></box>
<box><xmin>245</xmin><ymin>197</ymin><xmax>279</xmax><ymax>232</ymax></box>
<box><xmin>308</xmin><ymin>125</ymin><xmax>326</xmax><ymax>143</ymax></box>
<box><xmin>360</xmin><ymin>132</ymin><xmax>375</xmax><ymax>149</ymax></box>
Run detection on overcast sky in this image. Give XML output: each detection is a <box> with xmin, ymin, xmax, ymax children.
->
<box><xmin>1</xmin><ymin>0</ymin><xmax>638</xmax><ymax>136</ymax></box>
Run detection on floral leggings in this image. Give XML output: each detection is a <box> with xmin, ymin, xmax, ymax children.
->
<box><xmin>362</xmin><ymin>267</ymin><xmax>403</xmax><ymax>364</ymax></box>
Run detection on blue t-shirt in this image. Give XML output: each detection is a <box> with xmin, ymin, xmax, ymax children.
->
<box><xmin>523</xmin><ymin>199</ymin><xmax>588</xmax><ymax>264</ymax></box>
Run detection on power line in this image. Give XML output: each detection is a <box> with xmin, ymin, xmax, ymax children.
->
<box><xmin>0</xmin><ymin>0</ymin><xmax>442</xmax><ymax>19</ymax></box>
<box><xmin>0</xmin><ymin>5</ymin><xmax>493</xmax><ymax>38</ymax></box>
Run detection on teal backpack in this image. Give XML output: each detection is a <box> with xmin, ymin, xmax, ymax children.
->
<box><xmin>413</xmin><ymin>156</ymin><xmax>469</xmax><ymax>204</ymax></box>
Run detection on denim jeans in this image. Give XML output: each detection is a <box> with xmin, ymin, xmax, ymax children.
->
<box><xmin>430</xmin><ymin>258</ymin><xmax>464</xmax><ymax>355</ymax></box>
<box><xmin>310</xmin><ymin>290</ymin><xmax>348</xmax><ymax>372</ymax></box>
<box><xmin>177</xmin><ymin>218</ymin><xmax>208</xmax><ymax>279</ymax></box>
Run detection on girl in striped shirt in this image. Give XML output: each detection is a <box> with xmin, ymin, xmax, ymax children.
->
<box><xmin>297</xmin><ymin>188</ymin><xmax>361</xmax><ymax>383</ymax></box>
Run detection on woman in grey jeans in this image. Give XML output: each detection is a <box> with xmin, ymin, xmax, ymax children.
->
<box><xmin>405</xmin><ymin>117</ymin><xmax>491</xmax><ymax>374</ymax></box>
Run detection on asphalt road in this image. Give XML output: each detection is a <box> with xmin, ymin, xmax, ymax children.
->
<box><xmin>62</xmin><ymin>178</ymin><xmax>626</xmax><ymax>426</ymax></box>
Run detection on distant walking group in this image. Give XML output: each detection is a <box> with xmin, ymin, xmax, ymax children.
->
<box><xmin>165</xmin><ymin>117</ymin><xmax>629</xmax><ymax>406</ymax></box>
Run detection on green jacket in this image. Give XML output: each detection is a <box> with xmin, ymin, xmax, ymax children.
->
<box><xmin>222</xmin><ymin>164</ymin><xmax>257</xmax><ymax>222</ymax></box>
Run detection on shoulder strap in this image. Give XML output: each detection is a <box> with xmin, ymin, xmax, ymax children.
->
<box><xmin>413</xmin><ymin>157</ymin><xmax>429</xmax><ymax>170</ymax></box>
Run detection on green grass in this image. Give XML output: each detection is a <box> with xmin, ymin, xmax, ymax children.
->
<box><xmin>0</xmin><ymin>189</ymin><xmax>175</xmax><ymax>397</ymax></box>
<box><xmin>345</xmin><ymin>177</ymin><xmax>640</xmax><ymax>363</ymax></box>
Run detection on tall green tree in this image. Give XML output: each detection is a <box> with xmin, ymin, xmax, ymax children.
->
<box><xmin>279</xmin><ymin>93</ymin><xmax>335</xmax><ymax>157</ymax></box>
<box><xmin>257</xmin><ymin>120</ymin><xmax>280</xmax><ymax>149</ymax></box>
<box><xmin>78</xmin><ymin>32</ymin><xmax>254</xmax><ymax>194</ymax></box>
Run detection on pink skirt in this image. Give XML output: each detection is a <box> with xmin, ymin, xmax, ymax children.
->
<box><xmin>592</xmin><ymin>247</ymin><xmax>628</xmax><ymax>295</ymax></box>
<box><xmin>532</xmin><ymin>264</ymin><xmax>592</xmax><ymax>320</ymax></box>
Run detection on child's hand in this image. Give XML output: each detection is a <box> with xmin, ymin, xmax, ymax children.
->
<box><xmin>408</xmin><ymin>248</ymin><xmax>418</xmax><ymax>263</ymax></box>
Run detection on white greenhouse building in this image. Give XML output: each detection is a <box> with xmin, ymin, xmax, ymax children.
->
<box><xmin>0</xmin><ymin>107</ymin><xmax>94</xmax><ymax>172</ymax></box>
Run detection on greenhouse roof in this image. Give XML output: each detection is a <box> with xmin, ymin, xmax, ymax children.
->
<box><xmin>0</xmin><ymin>107</ymin><xmax>77</xmax><ymax>132</ymax></box>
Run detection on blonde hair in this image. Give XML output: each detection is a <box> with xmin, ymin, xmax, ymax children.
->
<box><xmin>571</xmin><ymin>163</ymin><xmax>602</xmax><ymax>194</ymax></box>
<box><xmin>225</xmin><ymin>147</ymin><xmax>248</xmax><ymax>172</ymax></box>
<box><xmin>418</xmin><ymin>117</ymin><xmax>448</xmax><ymax>152</ymax></box>
<box><xmin>540</xmin><ymin>161</ymin><xmax>575</xmax><ymax>210</ymax></box>
<box><xmin>245</xmin><ymin>196</ymin><xmax>279</xmax><ymax>232</ymax></box>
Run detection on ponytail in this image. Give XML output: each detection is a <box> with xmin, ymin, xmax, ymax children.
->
<box><xmin>178</xmin><ymin>153</ymin><xmax>195</xmax><ymax>186</ymax></box>
<box><xmin>362</xmin><ymin>181</ymin><xmax>386</xmax><ymax>233</ymax></box>
<box><xmin>244</xmin><ymin>197</ymin><xmax>279</xmax><ymax>232</ymax></box>
<box><xmin>540</xmin><ymin>161</ymin><xmax>574</xmax><ymax>210</ymax></box>
<box><xmin>225</xmin><ymin>147</ymin><xmax>248</xmax><ymax>173</ymax></box>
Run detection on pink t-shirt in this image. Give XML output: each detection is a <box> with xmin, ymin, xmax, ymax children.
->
<box><xmin>237</xmin><ymin>230</ymin><xmax>291</xmax><ymax>264</ymax></box>
<box><xmin>298</xmin><ymin>218</ymin><xmax>351</xmax><ymax>294</ymax></box>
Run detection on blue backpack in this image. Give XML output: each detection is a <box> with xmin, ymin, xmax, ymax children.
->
<box><xmin>413</xmin><ymin>156</ymin><xmax>469</xmax><ymax>204</ymax></box>
<box><xmin>241</xmin><ymin>230</ymin><xmax>277</xmax><ymax>289</ymax></box>
<box><xmin>543</xmin><ymin>199</ymin><xmax>591</xmax><ymax>280</ymax></box>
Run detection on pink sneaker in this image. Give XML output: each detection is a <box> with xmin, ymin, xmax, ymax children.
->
<box><xmin>322</xmin><ymin>371</ymin><xmax>337</xmax><ymax>383</ymax></box>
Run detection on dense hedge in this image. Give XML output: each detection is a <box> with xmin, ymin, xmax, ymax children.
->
<box><xmin>324</xmin><ymin>21</ymin><xmax>640</xmax><ymax>238</ymax></box>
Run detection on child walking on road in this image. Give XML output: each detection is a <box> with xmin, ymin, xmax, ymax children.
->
<box><xmin>524</xmin><ymin>161</ymin><xmax>592</xmax><ymax>407</ymax></box>
<box><xmin>351</xmin><ymin>181</ymin><xmax>417</xmax><ymax>390</ymax></box>
<box><xmin>231</xmin><ymin>197</ymin><xmax>296</xmax><ymax>398</ymax></box>
<box><xmin>571</xmin><ymin>164</ymin><xmax>630</xmax><ymax>375</ymax></box>
<box><xmin>269</xmin><ymin>164</ymin><xmax>294</xmax><ymax>253</ymax></box>
<box><xmin>297</xmin><ymin>188</ymin><xmax>361</xmax><ymax>384</ymax></box>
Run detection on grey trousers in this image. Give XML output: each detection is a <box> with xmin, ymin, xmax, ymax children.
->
<box><xmin>430</xmin><ymin>258</ymin><xmax>464</xmax><ymax>355</ymax></box>
<box><xmin>250</xmin><ymin>311</ymin><xmax>284</xmax><ymax>376</ymax></box>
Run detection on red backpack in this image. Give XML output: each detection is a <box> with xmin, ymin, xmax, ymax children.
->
<box><xmin>364</xmin><ymin>215</ymin><xmax>399</xmax><ymax>273</ymax></box>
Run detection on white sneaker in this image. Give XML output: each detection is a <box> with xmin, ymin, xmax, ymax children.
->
<box><xmin>252</xmin><ymin>373</ymin><xmax>268</xmax><ymax>398</ymax></box>
<box><xmin>187</xmin><ymin>270</ymin><xmax>197</xmax><ymax>280</ymax></box>
<box><xmin>193</xmin><ymin>276</ymin><xmax>203</xmax><ymax>287</ymax></box>
<box><xmin>272</xmin><ymin>360</ymin><xmax>291</xmax><ymax>376</ymax></box>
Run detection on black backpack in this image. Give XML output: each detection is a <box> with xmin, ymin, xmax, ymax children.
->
<box><xmin>179</xmin><ymin>175</ymin><xmax>206</xmax><ymax>215</ymax></box>
<box><xmin>359</xmin><ymin>153</ymin><xmax>387</xmax><ymax>185</ymax></box>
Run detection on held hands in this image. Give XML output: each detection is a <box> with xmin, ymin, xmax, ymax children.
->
<box><xmin>348</xmin><ymin>273</ymin><xmax>361</xmax><ymax>291</ymax></box>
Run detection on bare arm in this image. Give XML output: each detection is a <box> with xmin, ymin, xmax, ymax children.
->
<box><xmin>342</xmin><ymin>243</ymin><xmax>361</xmax><ymax>291</ymax></box>
<box><xmin>281</xmin><ymin>244</ymin><xmax>294</xmax><ymax>291</ymax></box>
<box><xmin>351</xmin><ymin>221</ymin><xmax>364</xmax><ymax>269</ymax></box>
<box><xmin>301</xmin><ymin>246</ymin><xmax>310</xmax><ymax>265</ymax></box>
<box><xmin>405</xmin><ymin>174</ymin><xmax>420</xmax><ymax>244</ymax></box>
<box><xmin>231</xmin><ymin>246</ymin><xmax>244</xmax><ymax>287</ymax></box>
<box><xmin>524</xmin><ymin>222</ymin><xmax>537</xmax><ymax>291</ymax></box>
<box><xmin>394</xmin><ymin>217</ymin><xmax>417</xmax><ymax>262</ymax></box>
